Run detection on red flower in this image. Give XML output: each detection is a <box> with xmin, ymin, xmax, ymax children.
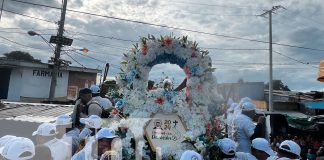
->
<box><xmin>142</xmin><ymin>44</ymin><xmax>148</xmax><ymax>55</ymax></box>
<box><xmin>191</xmin><ymin>52</ymin><xmax>197</xmax><ymax>58</ymax></box>
<box><xmin>111</xmin><ymin>108</ymin><xmax>120</xmax><ymax>116</ymax></box>
<box><xmin>155</xmin><ymin>97</ymin><xmax>165</xmax><ymax>105</ymax></box>
<box><xmin>184</xmin><ymin>65</ymin><xmax>191</xmax><ymax>78</ymax></box>
<box><xmin>206</xmin><ymin>122</ymin><xmax>212</xmax><ymax>130</ymax></box>
<box><xmin>164</xmin><ymin>37</ymin><xmax>173</xmax><ymax>47</ymax></box>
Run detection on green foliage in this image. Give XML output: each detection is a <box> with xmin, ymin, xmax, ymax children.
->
<box><xmin>2</xmin><ymin>51</ymin><xmax>41</xmax><ymax>63</ymax></box>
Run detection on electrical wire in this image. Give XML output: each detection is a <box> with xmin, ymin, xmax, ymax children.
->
<box><xmin>8</xmin><ymin>0</ymin><xmax>324</xmax><ymax>52</ymax></box>
<box><xmin>273</xmin><ymin>51</ymin><xmax>318</xmax><ymax>69</ymax></box>
<box><xmin>2</xmin><ymin>9</ymin><xmax>55</xmax><ymax>23</ymax></box>
<box><xmin>63</xmin><ymin>52</ymin><xmax>86</xmax><ymax>68</ymax></box>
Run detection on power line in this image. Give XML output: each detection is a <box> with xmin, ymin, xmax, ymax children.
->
<box><xmin>72</xmin><ymin>37</ymin><xmax>130</xmax><ymax>50</ymax></box>
<box><xmin>273</xmin><ymin>50</ymin><xmax>317</xmax><ymax>69</ymax></box>
<box><xmin>66</xmin><ymin>31</ymin><xmax>137</xmax><ymax>43</ymax></box>
<box><xmin>2</xmin><ymin>9</ymin><xmax>55</xmax><ymax>23</ymax></box>
<box><xmin>63</xmin><ymin>52</ymin><xmax>86</xmax><ymax>68</ymax></box>
<box><xmin>9</xmin><ymin>0</ymin><xmax>324</xmax><ymax>52</ymax></box>
<box><xmin>203</xmin><ymin>48</ymin><xmax>268</xmax><ymax>51</ymax></box>
<box><xmin>159</xmin><ymin>0</ymin><xmax>265</xmax><ymax>10</ymax></box>
<box><xmin>7</xmin><ymin>0</ymin><xmax>324</xmax><ymax>53</ymax></box>
<box><xmin>0</xmin><ymin>35</ymin><xmax>51</xmax><ymax>51</ymax></box>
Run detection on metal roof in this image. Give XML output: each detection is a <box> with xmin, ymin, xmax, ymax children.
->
<box><xmin>0</xmin><ymin>59</ymin><xmax>101</xmax><ymax>74</ymax></box>
<box><xmin>0</xmin><ymin>101</ymin><xmax>73</xmax><ymax>123</ymax></box>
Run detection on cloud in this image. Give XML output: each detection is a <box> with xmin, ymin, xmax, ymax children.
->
<box><xmin>1</xmin><ymin>0</ymin><xmax>324</xmax><ymax>91</ymax></box>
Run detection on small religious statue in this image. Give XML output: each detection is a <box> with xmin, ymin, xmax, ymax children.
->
<box><xmin>163</xmin><ymin>76</ymin><xmax>173</xmax><ymax>91</ymax></box>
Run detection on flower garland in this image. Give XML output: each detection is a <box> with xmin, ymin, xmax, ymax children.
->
<box><xmin>116</xmin><ymin>35</ymin><xmax>224</xmax><ymax>158</ymax></box>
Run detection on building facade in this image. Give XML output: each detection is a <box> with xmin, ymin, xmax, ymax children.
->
<box><xmin>0</xmin><ymin>59</ymin><xmax>100</xmax><ymax>102</ymax></box>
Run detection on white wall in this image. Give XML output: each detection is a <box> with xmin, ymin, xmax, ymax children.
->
<box><xmin>7</xmin><ymin>68</ymin><xmax>23</xmax><ymax>101</ymax></box>
<box><xmin>7</xmin><ymin>67</ymin><xmax>69</xmax><ymax>100</ymax></box>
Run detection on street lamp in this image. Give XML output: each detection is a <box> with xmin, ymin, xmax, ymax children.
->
<box><xmin>28</xmin><ymin>31</ymin><xmax>59</xmax><ymax>101</ymax></box>
<box><xmin>28</xmin><ymin>31</ymin><xmax>55</xmax><ymax>49</ymax></box>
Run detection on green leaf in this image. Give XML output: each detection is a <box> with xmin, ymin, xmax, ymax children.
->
<box><xmin>121</xmin><ymin>61</ymin><xmax>128</xmax><ymax>65</ymax></box>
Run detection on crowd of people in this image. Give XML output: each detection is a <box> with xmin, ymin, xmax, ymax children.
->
<box><xmin>270</xmin><ymin>134</ymin><xmax>324</xmax><ymax>160</ymax></box>
<box><xmin>0</xmin><ymin>83</ymin><xmax>323</xmax><ymax>160</ymax></box>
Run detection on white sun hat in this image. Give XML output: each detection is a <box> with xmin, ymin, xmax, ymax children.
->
<box><xmin>32</xmin><ymin>122</ymin><xmax>57</xmax><ymax>136</ymax></box>
<box><xmin>80</xmin><ymin>115</ymin><xmax>103</xmax><ymax>129</ymax></box>
<box><xmin>180</xmin><ymin>150</ymin><xmax>202</xmax><ymax>160</ymax></box>
<box><xmin>279</xmin><ymin>140</ymin><xmax>301</xmax><ymax>158</ymax></box>
<box><xmin>217</xmin><ymin>138</ymin><xmax>236</xmax><ymax>156</ymax></box>
<box><xmin>90</xmin><ymin>85</ymin><xmax>100</xmax><ymax>94</ymax></box>
<box><xmin>55</xmin><ymin>114</ymin><xmax>72</xmax><ymax>126</ymax></box>
<box><xmin>241</xmin><ymin>102</ymin><xmax>256</xmax><ymax>111</ymax></box>
<box><xmin>252</xmin><ymin>138</ymin><xmax>276</xmax><ymax>156</ymax></box>
<box><xmin>0</xmin><ymin>137</ymin><xmax>35</xmax><ymax>160</ymax></box>
<box><xmin>95</xmin><ymin>128</ymin><xmax>118</xmax><ymax>140</ymax></box>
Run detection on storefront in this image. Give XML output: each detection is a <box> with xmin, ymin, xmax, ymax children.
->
<box><xmin>0</xmin><ymin>59</ymin><xmax>100</xmax><ymax>102</ymax></box>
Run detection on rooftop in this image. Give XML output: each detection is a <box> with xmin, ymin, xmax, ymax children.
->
<box><xmin>0</xmin><ymin>58</ymin><xmax>101</xmax><ymax>74</ymax></box>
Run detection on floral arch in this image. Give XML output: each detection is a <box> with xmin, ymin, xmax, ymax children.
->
<box><xmin>116</xmin><ymin>35</ymin><xmax>223</xmax><ymax>156</ymax></box>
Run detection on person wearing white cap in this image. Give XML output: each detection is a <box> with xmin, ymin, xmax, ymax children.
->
<box><xmin>251</xmin><ymin>138</ymin><xmax>276</xmax><ymax>160</ymax></box>
<box><xmin>226</xmin><ymin>103</ymin><xmax>237</xmax><ymax>140</ymax></box>
<box><xmin>180</xmin><ymin>150</ymin><xmax>202</xmax><ymax>160</ymax></box>
<box><xmin>0</xmin><ymin>135</ymin><xmax>17</xmax><ymax>148</ymax></box>
<box><xmin>32</xmin><ymin>122</ymin><xmax>71</xmax><ymax>160</ymax></box>
<box><xmin>276</xmin><ymin>140</ymin><xmax>301</xmax><ymax>160</ymax></box>
<box><xmin>79</xmin><ymin>115</ymin><xmax>103</xmax><ymax>139</ymax></box>
<box><xmin>33</xmin><ymin>145</ymin><xmax>53</xmax><ymax>160</ymax></box>
<box><xmin>216</xmin><ymin>138</ymin><xmax>237</xmax><ymax>159</ymax></box>
<box><xmin>71</xmin><ymin>88</ymin><xmax>103</xmax><ymax>128</ymax></box>
<box><xmin>55</xmin><ymin>114</ymin><xmax>80</xmax><ymax>155</ymax></box>
<box><xmin>232</xmin><ymin>102</ymin><xmax>265</xmax><ymax>153</ymax></box>
<box><xmin>90</xmin><ymin>85</ymin><xmax>113</xmax><ymax>111</ymax></box>
<box><xmin>72</xmin><ymin>128</ymin><xmax>120</xmax><ymax>160</ymax></box>
<box><xmin>0</xmin><ymin>137</ymin><xmax>35</xmax><ymax>160</ymax></box>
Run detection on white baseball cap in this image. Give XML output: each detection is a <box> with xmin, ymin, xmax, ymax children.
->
<box><xmin>279</xmin><ymin>140</ymin><xmax>301</xmax><ymax>158</ymax></box>
<box><xmin>55</xmin><ymin>114</ymin><xmax>72</xmax><ymax>126</ymax></box>
<box><xmin>0</xmin><ymin>137</ymin><xmax>35</xmax><ymax>160</ymax></box>
<box><xmin>0</xmin><ymin>135</ymin><xmax>17</xmax><ymax>147</ymax></box>
<box><xmin>252</xmin><ymin>138</ymin><xmax>276</xmax><ymax>156</ymax></box>
<box><xmin>242</xmin><ymin>102</ymin><xmax>256</xmax><ymax>111</ymax></box>
<box><xmin>90</xmin><ymin>85</ymin><xmax>100</xmax><ymax>94</ymax></box>
<box><xmin>180</xmin><ymin>150</ymin><xmax>202</xmax><ymax>160</ymax></box>
<box><xmin>32</xmin><ymin>122</ymin><xmax>57</xmax><ymax>136</ymax></box>
<box><xmin>228</xmin><ymin>103</ymin><xmax>238</xmax><ymax>112</ymax></box>
<box><xmin>217</xmin><ymin>138</ymin><xmax>236</xmax><ymax>156</ymax></box>
<box><xmin>240</xmin><ymin>97</ymin><xmax>252</xmax><ymax>104</ymax></box>
<box><xmin>80</xmin><ymin>115</ymin><xmax>103</xmax><ymax>129</ymax></box>
<box><xmin>95</xmin><ymin>128</ymin><xmax>118</xmax><ymax>140</ymax></box>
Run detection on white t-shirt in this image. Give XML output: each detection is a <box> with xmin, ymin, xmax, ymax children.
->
<box><xmin>232</xmin><ymin>114</ymin><xmax>256</xmax><ymax>153</ymax></box>
<box><xmin>45</xmin><ymin>138</ymin><xmax>72</xmax><ymax>160</ymax></box>
<box><xmin>226</xmin><ymin>111</ymin><xmax>234</xmax><ymax>139</ymax></box>
<box><xmin>235</xmin><ymin>152</ymin><xmax>258</xmax><ymax>160</ymax></box>
<box><xmin>93</xmin><ymin>96</ymin><xmax>113</xmax><ymax>110</ymax></box>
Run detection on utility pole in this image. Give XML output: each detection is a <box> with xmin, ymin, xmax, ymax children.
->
<box><xmin>259</xmin><ymin>6</ymin><xmax>285</xmax><ymax>112</ymax></box>
<box><xmin>49</xmin><ymin>0</ymin><xmax>68</xmax><ymax>101</ymax></box>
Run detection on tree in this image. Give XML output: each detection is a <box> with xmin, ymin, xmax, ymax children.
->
<box><xmin>2</xmin><ymin>51</ymin><xmax>41</xmax><ymax>63</ymax></box>
<box><xmin>265</xmin><ymin>80</ymin><xmax>291</xmax><ymax>91</ymax></box>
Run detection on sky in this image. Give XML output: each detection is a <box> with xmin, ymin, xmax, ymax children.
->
<box><xmin>0</xmin><ymin>0</ymin><xmax>324</xmax><ymax>91</ymax></box>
